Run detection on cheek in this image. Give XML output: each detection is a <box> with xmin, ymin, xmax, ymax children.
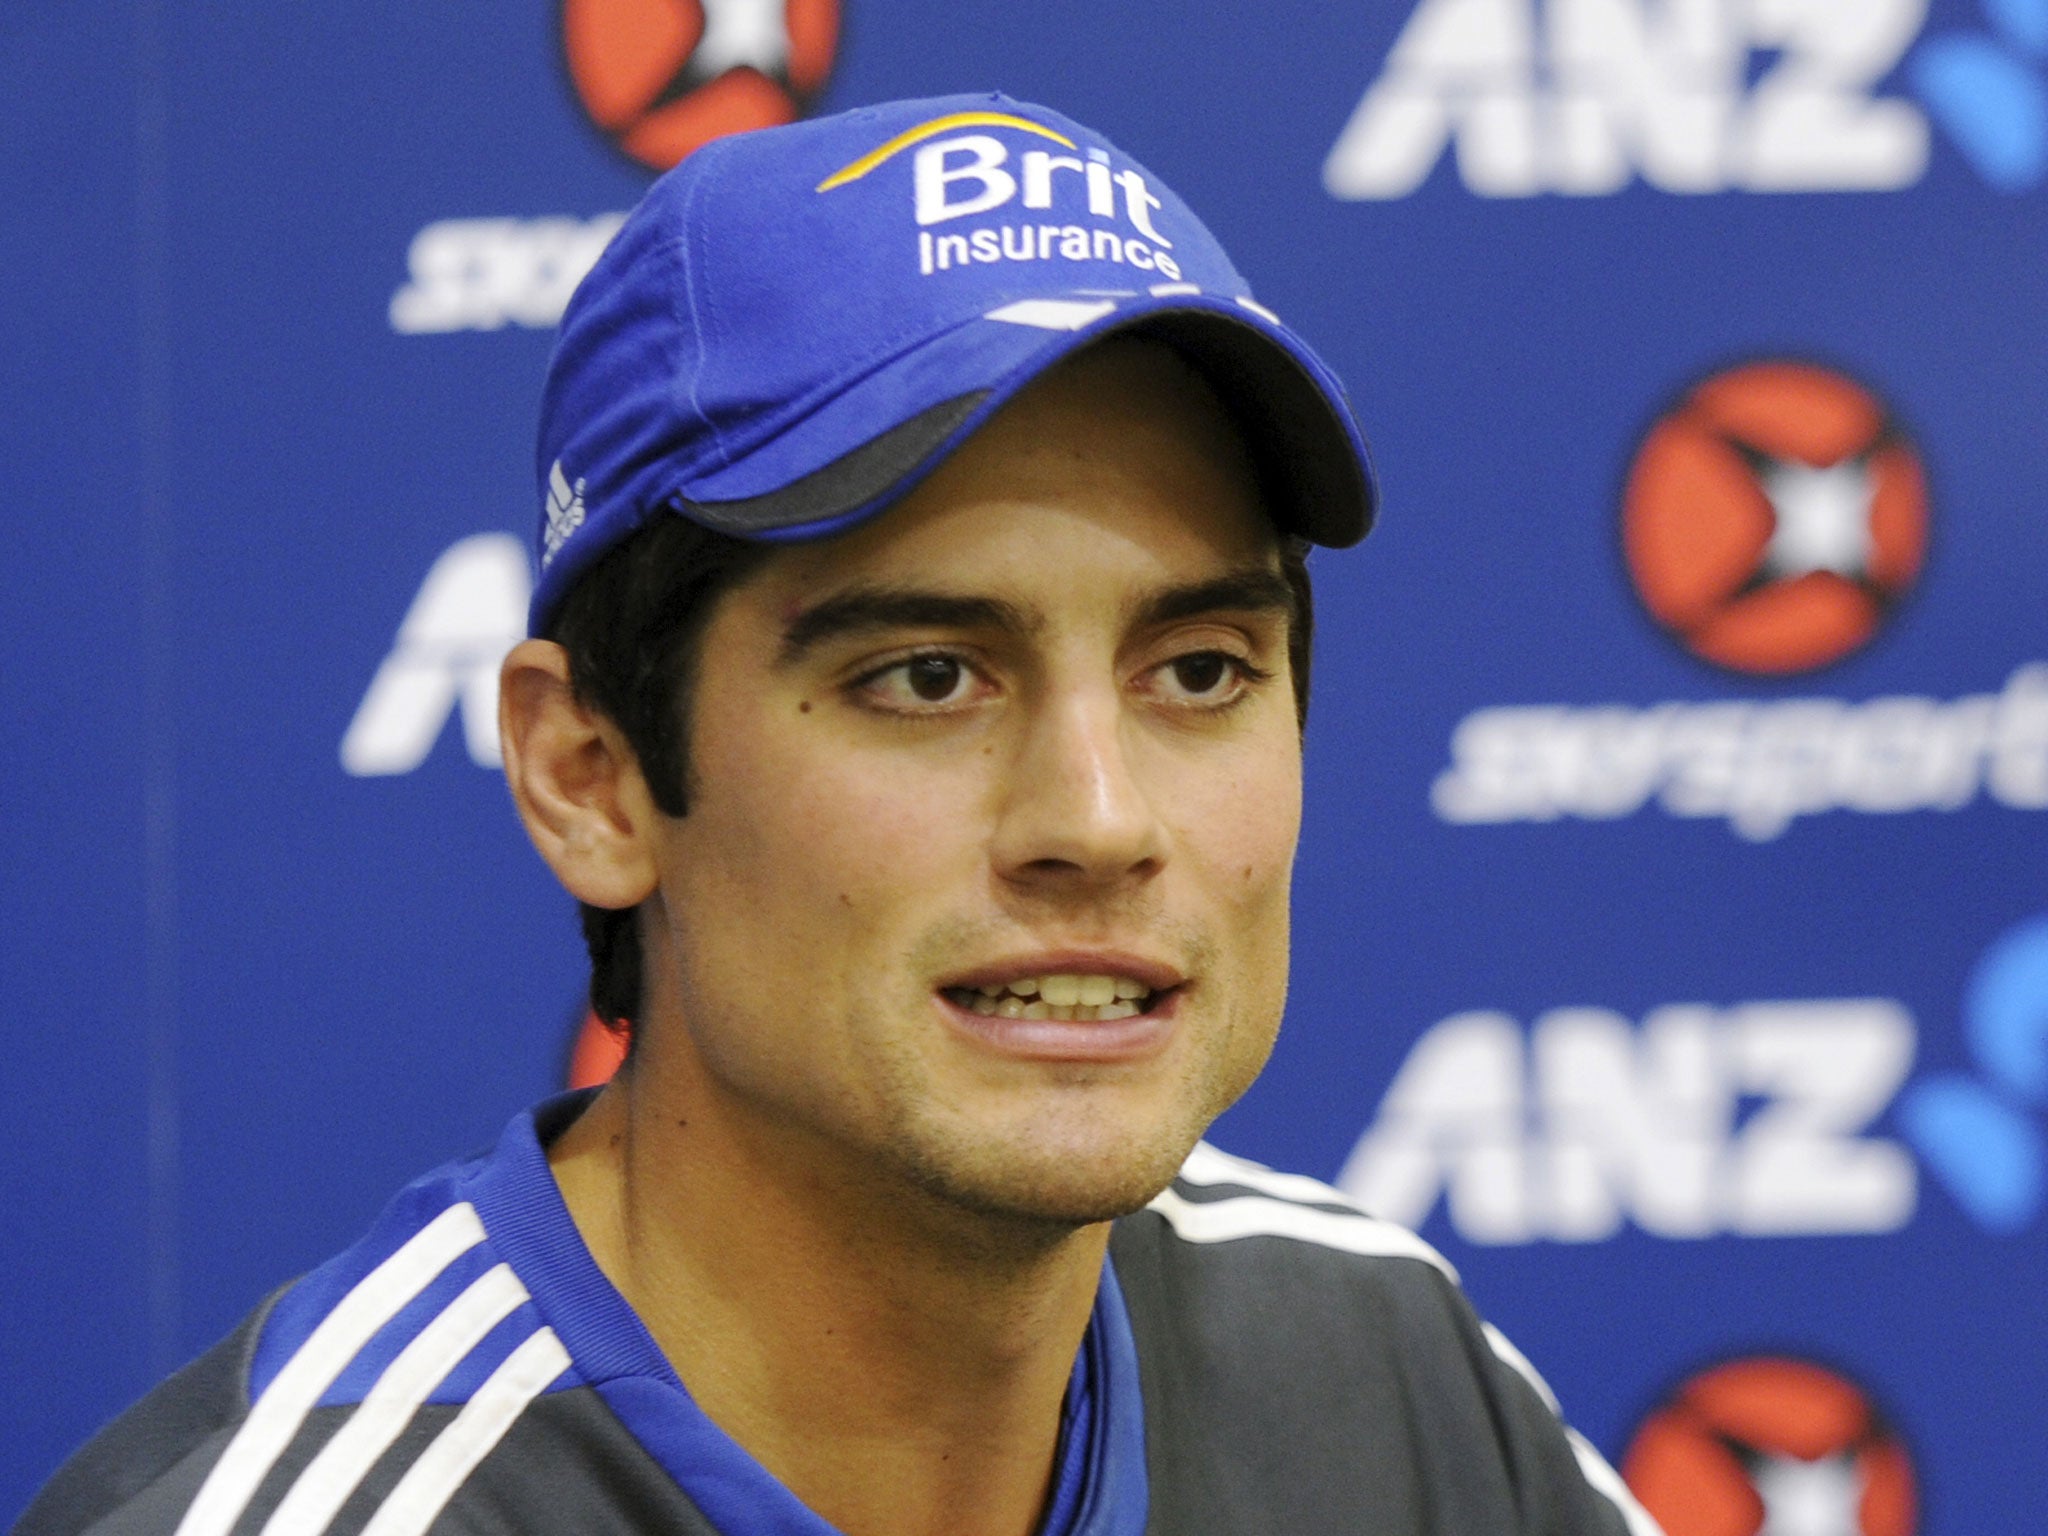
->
<box><xmin>1220</xmin><ymin>745</ymin><xmax>1300</xmax><ymax>1049</ymax></box>
<box><xmin>1175</xmin><ymin>739</ymin><xmax>1303</xmax><ymax>904</ymax></box>
<box><xmin>654</xmin><ymin>714</ymin><xmax>988</xmax><ymax>1086</ymax></box>
<box><xmin>682</xmin><ymin>711</ymin><xmax>984</xmax><ymax>923</ymax></box>
<box><xmin>1168</xmin><ymin>736</ymin><xmax>1300</xmax><ymax>1036</ymax></box>
<box><xmin>793</xmin><ymin>748</ymin><xmax>984</xmax><ymax>893</ymax></box>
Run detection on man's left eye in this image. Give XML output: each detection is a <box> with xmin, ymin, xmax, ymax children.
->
<box><xmin>1155</xmin><ymin>650</ymin><xmax>1265</xmax><ymax>706</ymax></box>
<box><xmin>1168</xmin><ymin>653</ymin><xmax>1232</xmax><ymax>696</ymax></box>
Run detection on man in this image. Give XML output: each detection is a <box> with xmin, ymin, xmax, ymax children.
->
<box><xmin>20</xmin><ymin>95</ymin><xmax>1657</xmax><ymax>1536</ymax></box>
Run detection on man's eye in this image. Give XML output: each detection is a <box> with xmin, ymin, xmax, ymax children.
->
<box><xmin>1148</xmin><ymin>648</ymin><xmax>1272</xmax><ymax>709</ymax></box>
<box><xmin>1169</xmin><ymin>653</ymin><xmax>1232</xmax><ymax>696</ymax></box>
<box><xmin>856</xmin><ymin>652</ymin><xmax>980</xmax><ymax>709</ymax></box>
<box><xmin>905</xmin><ymin>655</ymin><xmax>966</xmax><ymax>702</ymax></box>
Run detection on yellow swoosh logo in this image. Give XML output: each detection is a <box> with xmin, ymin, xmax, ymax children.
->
<box><xmin>816</xmin><ymin>112</ymin><xmax>1077</xmax><ymax>192</ymax></box>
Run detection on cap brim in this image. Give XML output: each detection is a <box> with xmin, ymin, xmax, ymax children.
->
<box><xmin>671</xmin><ymin>294</ymin><xmax>1377</xmax><ymax>551</ymax></box>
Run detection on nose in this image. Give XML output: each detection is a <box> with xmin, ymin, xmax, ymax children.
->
<box><xmin>990</xmin><ymin>684</ymin><xmax>1168</xmax><ymax>894</ymax></box>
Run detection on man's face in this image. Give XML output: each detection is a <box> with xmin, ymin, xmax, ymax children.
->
<box><xmin>639</xmin><ymin>341</ymin><xmax>1302</xmax><ymax>1227</ymax></box>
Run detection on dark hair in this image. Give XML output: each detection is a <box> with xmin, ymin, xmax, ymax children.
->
<box><xmin>547</xmin><ymin>518</ymin><xmax>1316</xmax><ymax>1041</ymax></box>
<box><xmin>545</xmin><ymin>515</ymin><xmax>775</xmax><ymax>1035</ymax></box>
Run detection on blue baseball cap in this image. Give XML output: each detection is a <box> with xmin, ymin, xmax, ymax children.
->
<box><xmin>531</xmin><ymin>91</ymin><xmax>1377</xmax><ymax>633</ymax></box>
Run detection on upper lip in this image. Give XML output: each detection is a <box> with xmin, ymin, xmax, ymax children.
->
<box><xmin>937</xmin><ymin>951</ymin><xmax>1187</xmax><ymax>995</ymax></box>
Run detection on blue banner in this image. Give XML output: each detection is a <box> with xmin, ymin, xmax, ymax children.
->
<box><xmin>5</xmin><ymin>3</ymin><xmax>2042</xmax><ymax>1530</ymax></box>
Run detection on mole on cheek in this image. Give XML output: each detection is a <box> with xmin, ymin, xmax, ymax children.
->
<box><xmin>799</xmin><ymin>700</ymin><xmax>813</xmax><ymax>714</ymax></box>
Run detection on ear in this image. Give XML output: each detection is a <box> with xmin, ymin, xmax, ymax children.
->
<box><xmin>499</xmin><ymin>639</ymin><xmax>662</xmax><ymax>910</ymax></box>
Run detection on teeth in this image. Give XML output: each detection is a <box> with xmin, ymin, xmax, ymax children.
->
<box><xmin>950</xmin><ymin>972</ymin><xmax>1162</xmax><ymax>1018</ymax></box>
<box><xmin>991</xmin><ymin>973</ymin><xmax>1152</xmax><ymax>1002</ymax></box>
<box><xmin>964</xmin><ymin>998</ymin><xmax>1148</xmax><ymax>1023</ymax></box>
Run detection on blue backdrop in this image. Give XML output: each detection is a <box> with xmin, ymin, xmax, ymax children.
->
<box><xmin>6</xmin><ymin>2</ymin><xmax>2043</xmax><ymax>1529</ymax></box>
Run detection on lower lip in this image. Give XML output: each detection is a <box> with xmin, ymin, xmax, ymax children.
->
<box><xmin>936</xmin><ymin>990</ymin><xmax>1180</xmax><ymax>1063</ymax></box>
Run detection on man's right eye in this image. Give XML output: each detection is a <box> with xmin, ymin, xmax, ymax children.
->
<box><xmin>853</xmin><ymin>651</ymin><xmax>983</xmax><ymax>711</ymax></box>
<box><xmin>904</xmin><ymin>655</ymin><xmax>965</xmax><ymax>702</ymax></box>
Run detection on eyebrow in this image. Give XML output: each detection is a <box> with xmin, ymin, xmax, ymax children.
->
<box><xmin>778</xmin><ymin>589</ymin><xmax>1038</xmax><ymax>664</ymax></box>
<box><xmin>776</xmin><ymin>566</ymin><xmax>1296</xmax><ymax>666</ymax></box>
<box><xmin>1130</xmin><ymin>569</ymin><xmax>1297</xmax><ymax>631</ymax></box>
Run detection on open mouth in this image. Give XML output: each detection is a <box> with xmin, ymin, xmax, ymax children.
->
<box><xmin>939</xmin><ymin>973</ymin><xmax>1165</xmax><ymax>1023</ymax></box>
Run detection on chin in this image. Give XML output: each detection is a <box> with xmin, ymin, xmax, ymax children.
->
<box><xmin>889</xmin><ymin>1112</ymin><xmax>1206</xmax><ymax>1231</ymax></box>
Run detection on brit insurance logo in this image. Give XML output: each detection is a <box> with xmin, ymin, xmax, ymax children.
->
<box><xmin>1621</xmin><ymin>1356</ymin><xmax>1917</xmax><ymax>1536</ymax></box>
<box><xmin>810</xmin><ymin>110</ymin><xmax>1192</xmax><ymax>290</ymax></box>
<box><xmin>560</xmin><ymin>0</ymin><xmax>839</xmax><ymax>172</ymax></box>
<box><xmin>1336</xmin><ymin>914</ymin><xmax>2048</xmax><ymax>1246</ymax></box>
<box><xmin>1326</xmin><ymin>0</ymin><xmax>2048</xmax><ymax>199</ymax></box>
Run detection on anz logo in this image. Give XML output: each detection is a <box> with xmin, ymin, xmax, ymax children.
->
<box><xmin>1326</xmin><ymin>0</ymin><xmax>2048</xmax><ymax>198</ymax></box>
<box><xmin>1340</xmin><ymin>998</ymin><xmax>1922</xmax><ymax>1244</ymax></box>
<box><xmin>1914</xmin><ymin>0</ymin><xmax>2048</xmax><ymax>188</ymax></box>
<box><xmin>341</xmin><ymin>534</ymin><xmax>528</xmax><ymax>776</ymax></box>
<box><xmin>1341</xmin><ymin>916</ymin><xmax>2048</xmax><ymax>1244</ymax></box>
<box><xmin>1900</xmin><ymin>915</ymin><xmax>2048</xmax><ymax>1233</ymax></box>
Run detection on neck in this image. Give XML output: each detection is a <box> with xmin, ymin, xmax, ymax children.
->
<box><xmin>548</xmin><ymin>1054</ymin><xmax>1110</xmax><ymax>1536</ymax></box>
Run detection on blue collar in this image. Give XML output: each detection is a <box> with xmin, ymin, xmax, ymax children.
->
<box><xmin>470</xmin><ymin>1095</ymin><xmax>1150</xmax><ymax>1536</ymax></box>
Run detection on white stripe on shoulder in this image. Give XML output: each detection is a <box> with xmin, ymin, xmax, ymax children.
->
<box><xmin>1481</xmin><ymin>1323</ymin><xmax>1664</xmax><ymax>1536</ymax></box>
<box><xmin>1177</xmin><ymin>1141</ymin><xmax>1364</xmax><ymax>1207</ymax></box>
<box><xmin>1146</xmin><ymin>1186</ymin><xmax>1458</xmax><ymax>1281</ymax></box>
<box><xmin>1481</xmin><ymin>1322</ymin><xmax>1560</xmax><ymax>1414</ymax></box>
<box><xmin>358</xmin><ymin>1327</ymin><xmax>572</xmax><ymax>1536</ymax></box>
<box><xmin>257</xmin><ymin>1263</ymin><xmax>531</xmax><ymax>1536</ymax></box>
<box><xmin>1566</xmin><ymin>1428</ymin><xmax>1665</xmax><ymax>1536</ymax></box>
<box><xmin>176</xmin><ymin>1202</ymin><xmax>488</xmax><ymax>1536</ymax></box>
